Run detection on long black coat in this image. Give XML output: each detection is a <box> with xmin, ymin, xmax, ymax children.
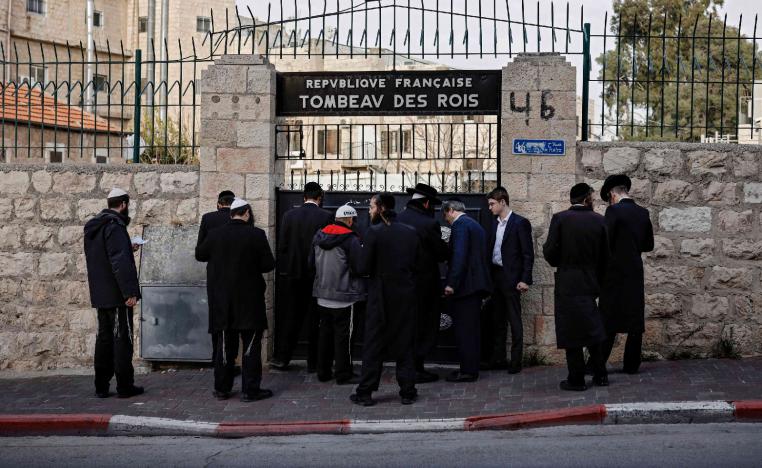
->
<box><xmin>277</xmin><ymin>203</ymin><xmax>333</xmax><ymax>279</ymax></box>
<box><xmin>542</xmin><ymin>206</ymin><xmax>609</xmax><ymax>349</ymax></box>
<box><xmin>397</xmin><ymin>202</ymin><xmax>448</xmax><ymax>288</ymax></box>
<box><xmin>197</xmin><ymin>207</ymin><xmax>231</xmax><ymax>332</ymax></box>
<box><xmin>599</xmin><ymin>199</ymin><xmax>654</xmax><ymax>334</ymax></box>
<box><xmin>195</xmin><ymin>220</ymin><xmax>276</xmax><ymax>332</ymax></box>
<box><xmin>358</xmin><ymin>215</ymin><xmax>421</xmax><ymax>358</ymax></box>
<box><xmin>83</xmin><ymin>209</ymin><xmax>141</xmax><ymax>308</ymax></box>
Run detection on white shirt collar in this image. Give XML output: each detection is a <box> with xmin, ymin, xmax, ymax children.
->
<box><xmin>304</xmin><ymin>200</ymin><xmax>319</xmax><ymax>206</ymax></box>
<box><xmin>497</xmin><ymin>210</ymin><xmax>512</xmax><ymax>224</ymax></box>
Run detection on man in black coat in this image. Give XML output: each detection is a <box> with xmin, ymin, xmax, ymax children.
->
<box><xmin>443</xmin><ymin>199</ymin><xmax>492</xmax><ymax>383</ymax></box>
<box><xmin>485</xmin><ymin>187</ymin><xmax>534</xmax><ymax>374</ymax></box>
<box><xmin>397</xmin><ymin>183</ymin><xmax>448</xmax><ymax>383</ymax></box>
<box><xmin>83</xmin><ymin>188</ymin><xmax>144</xmax><ymax>399</ymax></box>
<box><xmin>542</xmin><ymin>183</ymin><xmax>609</xmax><ymax>391</ymax></box>
<box><xmin>598</xmin><ymin>175</ymin><xmax>655</xmax><ymax>374</ymax></box>
<box><xmin>195</xmin><ymin>198</ymin><xmax>276</xmax><ymax>402</ymax></box>
<box><xmin>350</xmin><ymin>193</ymin><xmax>420</xmax><ymax>406</ymax></box>
<box><xmin>197</xmin><ymin>190</ymin><xmax>235</xmax><ymax>362</ymax></box>
<box><xmin>270</xmin><ymin>182</ymin><xmax>333</xmax><ymax>372</ymax></box>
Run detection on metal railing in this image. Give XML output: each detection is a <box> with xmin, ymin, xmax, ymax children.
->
<box><xmin>283</xmin><ymin>168</ymin><xmax>497</xmax><ymax>193</ymax></box>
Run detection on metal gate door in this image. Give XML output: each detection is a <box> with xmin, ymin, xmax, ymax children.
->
<box><xmin>275</xmin><ymin>190</ymin><xmax>494</xmax><ymax>364</ymax></box>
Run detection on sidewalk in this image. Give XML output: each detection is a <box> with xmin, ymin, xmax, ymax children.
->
<box><xmin>0</xmin><ymin>357</ymin><xmax>760</xmax><ymax>426</ymax></box>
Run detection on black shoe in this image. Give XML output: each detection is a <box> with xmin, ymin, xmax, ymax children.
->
<box><xmin>415</xmin><ymin>370</ymin><xmax>439</xmax><ymax>384</ymax></box>
<box><xmin>317</xmin><ymin>373</ymin><xmax>333</xmax><ymax>382</ymax></box>
<box><xmin>117</xmin><ymin>386</ymin><xmax>144</xmax><ymax>399</ymax></box>
<box><xmin>401</xmin><ymin>394</ymin><xmax>418</xmax><ymax>405</ymax></box>
<box><xmin>559</xmin><ymin>380</ymin><xmax>587</xmax><ymax>391</ymax></box>
<box><xmin>336</xmin><ymin>374</ymin><xmax>361</xmax><ymax>385</ymax></box>
<box><xmin>268</xmin><ymin>359</ymin><xmax>289</xmax><ymax>371</ymax></box>
<box><xmin>584</xmin><ymin>361</ymin><xmax>595</xmax><ymax>376</ymax></box>
<box><xmin>622</xmin><ymin>367</ymin><xmax>640</xmax><ymax>375</ymax></box>
<box><xmin>95</xmin><ymin>390</ymin><xmax>110</xmax><ymax>399</ymax></box>
<box><xmin>241</xmin><ymin>389</ymin><xmax>274</xmax><ymax>402</ymax></box>
<box><xmin>350</xmin><ymin>393</ymin><xmax>376</xmax><ymax>407</ymax></box>
<box><xmin>213</xmin><ymin>390</ymin><xmax>231</xmax><ymax>400</ymax></box>
<box><xmin>593</xmin><ymin>375</ymin><xmax>609</xmax><ymax>387</ymax></box>
<box><xmin>508</xmin><ymin>365</ymin><xmax>522</xmax><ymax>375</ymax></box>
<box><xmin>445</xmin><ymin>371</ymin><xmax>478</xmax><ymax>383</ymax></box>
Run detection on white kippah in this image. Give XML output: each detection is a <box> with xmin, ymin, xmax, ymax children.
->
<box><xmin>107</xmin><ymin>188</ymin><xmax>128</xmax><ymax>199</ymax></box>
<box><xmin>230</xmin><ymin>198</ymin><xmax>248</xmax><ymax>210</ymax></box>
<box><xmin>412</xmin><ymin>193</ymin><xmax>426</xmax><ymax>200</ymax></box>
<box><xmin>335</xmin><ymin>204</ymin><xmax>358</xmax><ymax>218</ymax></box>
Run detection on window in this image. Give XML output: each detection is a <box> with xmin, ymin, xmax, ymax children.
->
<box><xmin>93</xmin><ymin>74</ymin><xmax>108</xmax><ymax>93</ymax></box>
<box><xmin>93</xmin><ymin>10</ymin><xmax>103</xmax><ymax>27</ymax></box>
<box><xmin>138</xmin><ymin>16</ymin><xmax>147</xmax><ymax>33</ymax></box>
<box><xmin>94</xmin><ymin>148</ymin><xmax>108</xmax><ymax>164</ymax></box>
<box><xmin>27</xmin><ymin>0</ymin><xmax>44</xmax><ymax>15</ymax></box>
<box><xmin>380</xmin><ymin>129</ymin><xmax>412</xmax><ymax>155</ymax></box>
<box><xmin>196</xmin><ymin>16</ymin><xmax>212</xmax><ymax>33</ymax></box>
<box><xmin>46</xmin><ymin>144</ymin><xmax>65</xmax><ymax>164</ymax></box>
<box><xmin>18</xmin><ymin>65</ymin><xmax>47</xmax><ymax>87</ymax></box>
<box><xmin>316</xmin><ymin>129</ymin><xmax>337</xmax><ymax>155</ymax></box>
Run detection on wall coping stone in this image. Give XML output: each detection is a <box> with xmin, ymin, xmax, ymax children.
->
<box><xmin>0</xmin><ymin>164</ymin><xmax>198</xmax><ymax>174</ymax></box>
<box><xmin>579</xmin><ymin>141</ymin><xmax>762</xmax><ymax>154</ymax></box>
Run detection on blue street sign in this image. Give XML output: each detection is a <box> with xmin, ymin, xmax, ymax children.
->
<box><xmin>512</xmin><ymin>139</ymin><xmax>566</xmax><ymax>156</ymax></box>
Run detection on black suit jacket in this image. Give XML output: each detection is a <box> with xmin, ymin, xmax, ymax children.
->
<box><xmin>197</xmin><ymin>208</ymin><xmax>231</xmax><ymax>248</ymax></box>
<box><xmin>397</xmin><ymin>202</ymin><xmax>448</xmax><ymax>282</ymax></box>
<box><xmin>487</xmin><ymin>212</ymin><xmax>534</xmax><ymax>291</ymax></box>
<box><xmin>278</xmin><ymin>202</ymin><xmax>334</xmax><ymax>279</ymax></box>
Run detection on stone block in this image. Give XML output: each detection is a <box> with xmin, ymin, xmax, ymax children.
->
<box><xmin>645</xmin><ymin>293</ymin><xmax>682</xmax><ymax>318</ymax></box>
<box><xmin>246</xmin><ymin>67</ymin><xmax>276</xmax><ymax>95</ymax></box>
<box><xmin>717</xmin><ymin>210</ymin><xmax>753</xmax><ymax>233</ymax></box>
<box><xmin>510</xmin><ymin>201</ymin><xmax>548</xmax><ymax>230</ymax></box>
<box><xmin>77</xmin><ymin>199</ymin><xmax>105</xmax><ymax>221</ymax></box>
<box><xmin>733</xmin><ymin>152</ymin><xmax>759</xmax><ymax>178</ymax></box>
<box><xmin>646</xmin><ymin>236</ymin><xmax>674</xmax><ymax>259</ymax></box>
<box><xmin>136</xmin><ymin>199</ymin><xmax>172</xmax><ymax>224</ymax></box>
<box><xmin>538</xmin><ymin>63</ymin><xmax>576</xmax><ymax>91</ymax></box>
<box><xmin>133</xmin><ymin>172</ymin><xmax>159</xmax><ymax>196</ymax></box>
<box><xmin>174</xmin><ymin>198</ymin><xmax>198</xmax><ymax>224</ymax></box>
<box><xmin>687</xmin><ymin>150</ymin><xmax>728</xmax><ymax>176</ymax></box>
<box><xmin>0</xmin><ymin>171</ymin><xmax>30</xmax><ymax>194</ymax></box>
<box><xmin>527</xmin><ymin>173</ymin><xmax>576</xmax><ymax>202</ymax></box>
<box><xmin>629</xmin><ymin>178</ymin><xmax>651</xmax><ymax>201</ymax></box>
<box><xmin>31</xmin><ymin>170</ymin><xmax>52</xmax><ymax>193</ymax></box>
<box><xmin>52</xmin><ymin>172</ymin><xmax>96</xmax><ymax>194</ymax></box>
<box><xmin>500</xmin><ymin>174</ymin><xmax>529</xmax><ymax>201</ymax></box>
<box><xmin>0</xmin><ymin>199</ymin><xmax>12</xmax><ymax>220</ymax></box>
<box><xmin>38</xmin><ymin>253</ymin><xmax>68</xmax><ymax>277</ymax></box>
<box><xmin>602</xmin><ymin>147</ymin><xmax>640</xmax><ymax>174</ymax></box>
<box><xmin>680</xmin><ymin>238</ymin><xmax>715</xmax><ymax>261</ymax></box>
<box><xmin>723</xmin><ymin>239</ymin><xmax>762</xmax><ymax>260</ymax></box>
<box><xmin>0</xmin><ymin>225</ymin><xmax>22</xmax><ymax>250</ymax></box>
<box><xmin>199</xmin><ymin>146</ymin><xmax>217</xmax><ymax>173</ymax></box>
<box><xmin>653</xmin><ymin>180</ymin><xmax>694</xmax><ymax>204</ymax></box>
<box><xmin>534</xmin><ymin>314</ymin><xmax>556</xmax><ymax>346</ymax></box>
<box><xmin>644</xmin><ymin>265</ymin><xmax>702</xmax><ymax>290</ymax></box>
<box><xmin>708</xmin><ymin>266</ymin><xmax>754</xmax><ymax>290</ymax></box>
<box><xmin>99</xmin><ymin>172</ymin><xmax>133</xmax><ymax>193</ymax></box>
<box><xmin>702</xmin><ymin>181</ymin><xmax>737</xmax><ymax>205</ymax></box>
<box><xmin>579</xmin><ymin>148</ymin><xmax>602</xmax><ymax>172</ymax></box>
<box><xmin>216</xmin><ymin>148</ymin><xmax>271</xmax><ymax>174</ymax></box>
<box><xmin>245</xmin><ymin>174</ymin><xmax>275</xmax><ymax>201</ymax></box>
<box><xmin>13</xmin><ymin>198</ymin><xmax>36</xmax><ymax>219</ymax></box>
<box><xmin>658</xmin><ymin>207</ymin><xmax>711</xmax><ymax>232</ymax></box>
<box><xmin>160</xmin><ymin>172</ymin><xmax>198</xmax><ymax>194</ymax></box>
<box><xmin>198</xmin><ymin>118</ymin><xmax>237</xmax><ymax>146</ymax></box>
<box><xmin>200</xmin><ymin>172</ymin><xmax>245</xmax><ymax>200</ymax></box>
<box><xmin>39</xmin><ymin>198</ymin><xmax>72</xmax><ymax>221</ymax></box>
<box><xmin>643</xmin><ymin>148</ymin><xmax>683</xmax><ymax>175</ymax></box>
<box><xmin>502</xmin><ymin>60</ymin><xmax>539</xmax><ymax>91</ymax></box>
<box><xmin>530</xmin><ymin>153</ymin><xmax>576</xmax><ymax>174</ymax></box>
<box><xmin>0</xmin><ymin>253</ymin><xmax>35</xmax><ymax>276</ymax></box>
<box><xmin>58</xmin><ymin>226</ymin><xmax>84</xmax><ymax>247</ymax></box>
<box><xmin>690</xmin><ymin>294</ymin><xmax>729</xmax><ymax>320</ymax></box>
<box><xmin>237</xmin><ymin>121</ymin><xmax>274</xmax><ymax>149</ymax></box>
<box><xmin>743</xmin><ymin>182</ymin><xmax>762</xmax><ymax>203</ymax></box>
<box><xmin>23</xmin><ymin>226</ymin><xmax>56</xmax><ymax>250</ymax></box>
<box><xmin>199</xmin><ymin>65</ymin><xmax>248</xmax><ymax>94</ymax></box>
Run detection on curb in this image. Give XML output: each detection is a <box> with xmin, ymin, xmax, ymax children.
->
<box><xmin>1</xmin><ymin>400</ymin><xmax>760</xmax><ymax>438</ymax></box>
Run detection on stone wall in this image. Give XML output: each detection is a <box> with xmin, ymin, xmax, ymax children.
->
<box><xmin>0</xmin><ymin>163</ymin><xmax>200</xmax><ymax>370</ymax></box>
<box><xmin>578</xmin><ymin>141</ymin><xmax>762</xmax><ymax>360</ymax></box>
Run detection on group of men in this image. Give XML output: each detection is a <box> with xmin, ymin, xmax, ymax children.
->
<box><xmin>82</xmin><ymin>172</ymin><xmax>653</xmax><ymax>403</ymax></box>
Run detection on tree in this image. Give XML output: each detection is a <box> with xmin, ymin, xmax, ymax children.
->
<box><xmin>595</xmin><ymin>0</ymin><xmax>762</xmax><ymax>141</ymax></box>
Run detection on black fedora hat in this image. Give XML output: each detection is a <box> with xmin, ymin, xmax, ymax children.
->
<box><xmin>406</xmin><ymin>183</ymin><xmax>442</xmax><ymax>205</ymax></box>
<box><xmin>600</xmin><ymin>174</ymin><xmax>632</xmax><ymax>202</ymax></box>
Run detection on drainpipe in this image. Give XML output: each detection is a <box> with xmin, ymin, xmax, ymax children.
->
<box><xmin>146</xmin><ymin>0</ymin><xmax>155</xmax><ymax>108</ymax></box>
<box><xmin>158</xmin><ymin>0</ymin><xmax>168</xmax><ymax>121</ymax></box>
<box><xmin>4</xmin><ymin>0</ymin><xmax>12</xmax><ymax>81</ymax></box>
<box><xmin>85</xmin><ymin>0</ymin><xmax>94</xmax><ymax>112</ymax></box>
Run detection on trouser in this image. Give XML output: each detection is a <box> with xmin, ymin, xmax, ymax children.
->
<box><xmin>450</xmin><ymin>295</ymin><xmax>482</xmax><ymax>376</ymax></box>
<box><xmin>415</xmin><ymin>277</ymin><xmax>441</xmax><ymax>371</ymax></box>
<box><xmin>213</xmin><ymin>329</ymin><xmax>263</xmax><ymax>395</ymax></box>
<box><xmin>565</xmin><ymin>343</ymin><xmax>606</xmax><ymax>386</ymax></box>
<box><xmin>490</xmin><ymin>268</ymin><xmax>523</xmax><ymax>367</ymax></box>
<box><xmin>94</xmin><ymin>307</ymin><xmax>135</xmax><ymax>394</ymax></box>
<box><xmin>601</xmin><ymin>332</ymin><xmax>643</xmax><ymax>373</ymax></box>
<box><xmin>356</xmin><ymin>314</ymin><xmax>416</xmax><ymax>398</ymax></box>
<box><xmin>317</xmin><ymin>305</ymin><xmax>353</xmax><ymax>381</ymax></box>
<box><xmin>274</xmin><ymin>276</ymin><xmax>319</xmax><ymax>367</ymax></box>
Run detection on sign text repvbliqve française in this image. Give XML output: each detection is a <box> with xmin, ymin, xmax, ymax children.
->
<box><xmin>276</xmin><ymin>71</ymin><xmax>501</xmax><ymax>116</ymax></box>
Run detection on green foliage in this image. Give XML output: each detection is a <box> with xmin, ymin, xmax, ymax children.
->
<box><xmin>596</xmin><ymin>0</ymin><xmax>762</xmax><ymax>141</ymax></box>
<box><xmin>713</xmin><ymin>327</ymin><xmax>742</xmax><ymax>359</ymax></box>
<box><xmin>522</xmin><ymin>348</ymin><xmax>551</xmax><ymax>368</ymax></box>
<box><xmin>139</xmin><ymin>111</ymin><xmax>198</xmax><ymax>165</ymax></box>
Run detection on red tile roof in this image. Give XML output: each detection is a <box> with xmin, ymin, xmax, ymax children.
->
<box><xmin>0</xmin><ymin>84</ymin><xmax>124</xmax><ymax>134</ymax></box>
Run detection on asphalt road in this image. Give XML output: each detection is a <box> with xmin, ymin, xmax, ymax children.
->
<box><xmin>0</xmin><ymin>423</ymin><xmax>760</xmax><ymax>467</ymax></box>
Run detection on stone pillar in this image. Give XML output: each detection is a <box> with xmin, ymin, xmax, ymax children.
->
<box><xmin>198</xmin><ymin>55</ymin><xmax>283</xmax><ymax>358</ymax></box>
<box><xmin>500</xmin><ymin>53</ymin><xmax>577</xmax><ymax>363</ymax></box>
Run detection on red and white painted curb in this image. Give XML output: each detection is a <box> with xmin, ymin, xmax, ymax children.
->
<box><xmin>1</xmin><ymin>400</ymin><xmax>760</xmax><ymax>437</ymax></box>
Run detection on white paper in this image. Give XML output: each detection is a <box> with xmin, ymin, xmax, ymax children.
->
<box><xmin>131</xmin><ymin>236</ymin><xmax>147</xmax><ymax>245</ymax></box>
